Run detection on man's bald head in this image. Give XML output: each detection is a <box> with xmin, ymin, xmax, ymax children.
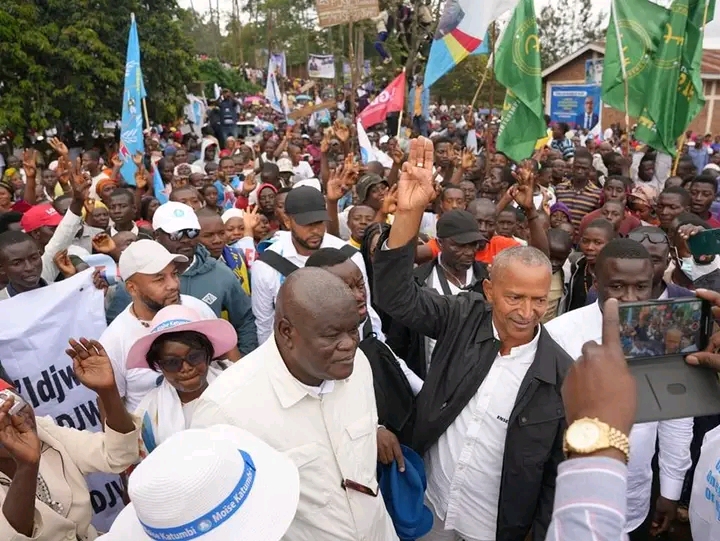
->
<box><xmin>274</xmin><ymin>268</ymin><xmax>361</xmax><ymax>384</ymax></box>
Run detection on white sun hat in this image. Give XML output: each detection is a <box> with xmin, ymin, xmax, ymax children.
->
<box><xmin>103</xmin><ymin>425</ymin><xmax>299</xmax><ymax>541</ymax></box>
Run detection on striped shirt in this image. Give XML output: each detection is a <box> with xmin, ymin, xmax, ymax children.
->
<box><xmin>545</xmin><ymin>456</ymin><xmax>628</xmax><ymax>541</ymax></box>
<box><xmin>554</xmin><ymin>180</ymin><xmax>602</xmax><ymax>232</ymax></box>
<box><xmin>551</xmin><ymin>138</ymin><xmax>575</xmax><ymax>160</ymax></box>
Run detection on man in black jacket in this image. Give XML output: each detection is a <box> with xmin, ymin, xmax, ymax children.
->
<box><xmin>374</xmin><ymin>137</ymin><xmax>572</xmax><ymax>541</ymax></box>
<box><xmin>386</xmin><ymin>209</ymin><xmax>489</xmax><ymax>379</ymax></box>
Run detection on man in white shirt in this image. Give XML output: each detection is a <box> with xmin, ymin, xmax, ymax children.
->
<box><xmin>100</xmin><ymin>239</ymin><xmax>222</xmax><ymax>411</ymax></box>
<box><xmin>288</xmin><ymin>145</ymin><xmax>315</xmax><ymax>184</ymax></box>
<box><xmin>192</xmin><ymin>268</ymin><xmax>399</xmax><ymax>541</ymax></box>
<box><xmin>545</xmin><ymin>238</ymin><xmax>692</xmax><ymax>539</ymax></box>
<box><xmin>251</xmin><ymin>186</ymin><xmax>373</xmax><ymax>344</ymax></box>
<box><xmin>374</xmin><ymin>137</ymin><xmax>570</xmax><ymax>541</ymax></box>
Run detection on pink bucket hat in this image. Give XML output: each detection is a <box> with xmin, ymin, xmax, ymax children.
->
<box><xmin>126</xmin><ymin>305</ymin><xmax>237</xmax><ymax>370</ymax></box>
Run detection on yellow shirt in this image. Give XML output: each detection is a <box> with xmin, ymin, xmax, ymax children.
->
<box><xmin>414</xmin><ymin>86</ymin><xmax>423</xmax><ymax>116</ymax></box>
<box><xmin>349</xmin><ymin>237</ymin><xmax>362</xmax><ymax>249</ymax></box>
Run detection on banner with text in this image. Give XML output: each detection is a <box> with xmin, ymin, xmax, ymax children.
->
<box><xmin>548</xmin><ymin>84</ymin><xmax>602</xmax><ymax>136</ymax></box>
<box><xmin>308</xmin><ymin>54</ymin><xmax>336</xmax><ymax>79</ymax></box>
<box><xmin>0</xmin><ymin>270</ymin><xmax>124</xmax><ymax>532</ymax></box>
<box><xmin>316</xmin><ymin>0</ymin><xmax>379</xmax><ymax>27</ymax></box>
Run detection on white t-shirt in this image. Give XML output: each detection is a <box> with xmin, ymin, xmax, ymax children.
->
<box><xmin>100</xmin><ymin>294</ymin><xmax>217</xmax><ymax>412</ymax></box>
<box><xmin>292</xmin><ymin>160</ymin><xmax>314</xmax><ymax>183</ymax></box>
<box><xmin>690</xmin><ymin>425</ymin><xmax>720</xmax><ymax>540</ymax></box>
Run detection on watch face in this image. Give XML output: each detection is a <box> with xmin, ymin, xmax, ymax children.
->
<box><xmin>567</xmin><ymin>420</ymin><xmax>601</xmax><ymax>451</ymax></box>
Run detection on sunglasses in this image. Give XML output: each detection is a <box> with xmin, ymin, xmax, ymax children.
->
<box><xmin>627</xmin><ymin>231</ymin><xmax>668</xmax><ymax>245</ymax></box>
<box><xmin>155</xmin><ymin>350</ymin><xmax>209</xmax><ymax>373</ymax></box>
<box><xmin>162</xmin><ymin>228</ymin><xmax>200</xmax><ymax>242</ymax></box>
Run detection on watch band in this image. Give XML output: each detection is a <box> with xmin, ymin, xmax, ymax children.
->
<box><xmin>563</xmin><ymin>418</ymin><xmax>631</xmax><ymax>463</ymax></box>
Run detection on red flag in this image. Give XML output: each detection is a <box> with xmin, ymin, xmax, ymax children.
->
<box><xmin>357</xmin><ymin>71</ymin><xmax>406</xmax><ymax>129</ymax></box>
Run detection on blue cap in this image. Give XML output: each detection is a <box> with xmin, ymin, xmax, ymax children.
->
<box><xmin>378</xmin><ymin>445</ymin><xmax>433</xmax><ymax>540</ymax></box>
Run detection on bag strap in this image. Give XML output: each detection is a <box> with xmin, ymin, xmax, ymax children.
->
<box><xmin>258</xmin><ymin>251</ymin><xmax>300</xmax><ymax>277</ymax></box>
<box><xmin>339</xmin><ymin>244</ymin><xmax>358</xmax><ymax>258</ymax></box>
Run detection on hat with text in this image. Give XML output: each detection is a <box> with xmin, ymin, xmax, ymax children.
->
<box><xmin>102</xmin><ymin>425</ymin><xmax>300</xmax><ymax>541</ymax></box>
<box><xmin>21</xmin><ymin>203</ymin><xmax>63</xmax><ymax>233</ymax></box>
<box><xmin>119</xmin><ymin>239</ymin><xmax>188</xmax><ymax>281</ymax></box>
<box><xmin>436</xmin><ymin>210</ymin><xmax>483</xmax><ymax>244</ymax></box>
<box><xmin>152</xmin><ymin>202</ymin><xmax>201</xmax><ymax>234</ymax></box>
<box><xmin>284</xmin><ymin>186</ymin><xmax>328</xmax><ymax>225</ymax></box>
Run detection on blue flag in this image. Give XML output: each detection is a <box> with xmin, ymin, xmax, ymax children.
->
<box><xmin>152</xmin><ymin>164</ymin><xmax>168</xmax><ymax>204</ymax></box>
<box><xmin>120</xmin><ymin>13</ymin><xmax>147</xmax><ymax>186</ymax></box>
<box><xmin>471</xmin><ymin>31</ymin><xmax>491</xmax><ymax>55</ymax></box>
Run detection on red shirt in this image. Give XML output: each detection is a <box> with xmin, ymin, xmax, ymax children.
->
<box><xmin>578</xmin><ymin>208</ymin><xmax>642</xmax><ymax>237</ymax></box>
<box><xmin>427</xmin><ymin>235</ymin><xmax>520</xmax><ymax>264</ymax></box>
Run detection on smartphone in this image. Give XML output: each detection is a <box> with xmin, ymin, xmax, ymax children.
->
<box><xmin>688</xmin><ymin>228</ymin><xmax>720</xmax><ymax>257</ymax></box>
<box><xmin>617</xmin><ymin>298</ymin><xmax>712</xmax><ymax>360</ymax></box>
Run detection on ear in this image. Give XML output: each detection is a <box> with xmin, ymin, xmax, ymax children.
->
<box><xmin>482</xmin><ymin>278</ymin><xmax>493</xmax><ymax>304</ymax></box>
<box><xmin>276</xmin><ymin>318</ymin><xmax>293</xmax><ymax>347</ymax></box>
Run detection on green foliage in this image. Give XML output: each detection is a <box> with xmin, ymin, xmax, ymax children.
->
<box><xmin>537</xmin><ymin>0</ymin><xmax>605</xmax><ymax>69</ymax></box>
<box><xmin>198</xmin><ymin>59</ymin><xmax>261</xmax><ymax>94</ymax></box>
<box><xmin>0</xmin><ymin>0</ymin><xmax>198</xmax><ymax>142</ymax></box>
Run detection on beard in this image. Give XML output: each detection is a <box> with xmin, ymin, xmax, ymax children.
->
<box><xmin>138</xmin><ymin>291</ymin><xmax>181</xmax><ymax>314</ymax></box>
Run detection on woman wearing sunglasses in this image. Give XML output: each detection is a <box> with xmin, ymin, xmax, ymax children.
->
<box><xmin>126</xmin><ymin>304</ymin><xmax>237</xmax><ymax>458</ymax></box>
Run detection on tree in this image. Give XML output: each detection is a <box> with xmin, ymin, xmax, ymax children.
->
<box><xmin>0</xmin><ymin>0</ymin><xmax>198</xmax><ymax>142</ymax></box>
<box><xmin>198</xmin><ymin>59</ymin><xmax>261</xmax><ymax>94</ymax></box>
<box><xmin>537</xmin><ymin>0</ymin><xmax>605</xmax><ymax>69</ymax></box>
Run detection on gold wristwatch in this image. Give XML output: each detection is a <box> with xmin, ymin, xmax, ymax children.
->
<box><xmin>563</xmin><ymin>417</ymin><xmax>630</xmax><ymax>463</ymax></box>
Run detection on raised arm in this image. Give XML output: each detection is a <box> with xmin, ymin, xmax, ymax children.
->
<box><xmin>374</xmin><ymin>137</ymin><xmax>453</xmax><ymax>339</ymax></box>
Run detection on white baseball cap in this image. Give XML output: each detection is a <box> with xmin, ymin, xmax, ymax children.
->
<box><xmin>119</xmin><ymin>239</ymin><xmax>188</xmax><ymax>281</ymax></box>
<box><xmin>152</xmin><ymin>202</ymin><xmax>201</xmax><ymax>233</ymax></box>
<box><xmin>277</xmin><ymin>157</ymin><xmax>294</xmax><ymax>174</ymax></box>
<box><xmin>102</xmin><ymin>425</ymin><xmax>300</xmax><ymax>541</ymax></box>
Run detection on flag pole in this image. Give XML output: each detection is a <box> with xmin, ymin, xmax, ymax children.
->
<box><xmin>142</xmin><ymin>98</ymin><xmax>150</xmax><ymax>131</ymax></box>
<box><xmin>486</xmin><ymin>22</ymin><xmax>496</xmax><ymax>178</ymax></box>
<box><xmin>470</xmin><ymin>62</ymin><xmax>490</xmax><ymax>109</ymax></box>
<box><xmin>611</xmin><ymin>0</ymin><xmax>631</xmax><ymax>156</ymax></box>
<box><xmin>397</xmin><ymin>68</ymin><xmax>406</xmax><ymax>138</ymax></box>
<box><xmin>673</xmin><ymin>0</ymin><xmax>711</xmax><ymax>174</ymax></box>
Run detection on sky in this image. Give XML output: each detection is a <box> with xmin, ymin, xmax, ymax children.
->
<box><xmin>177</xmin><ymin>0</ymin><xmax>720</xmax><ymax>48</ymax></box>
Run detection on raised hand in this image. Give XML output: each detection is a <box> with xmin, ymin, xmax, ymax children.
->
<box><xmin>22</xmin><ymin>149</ymin><xmax>37</xmax><ymax>179</ymax></box>
<box><xmin>132</xmin><ymin>151</ymin><xmax>144</xmax><ymax>169</ymax></box>
<box><xmin>0</xmin><ymin>396</ymin><xmax>41</xmax><ymax>465</ymax></box>
<box><xmin>242</xmin><ymin>205</ymin><xmax>261</xmax><ymax>235</ymax></box>
<box><xmin>326</xmin><ymin>166</ymin><xmax>348</xmax><ymax>203</ymax></box>
<box><xmin>56</xmin><ymin>155</ymin><xmax>71</xmax><ymax>186</ymax></box>
<box><xmin>66</xmin><ymin>338</ymin><xmax>117</xmax><ymax>392</ymax></box>
<box><xmin>92</xmin><ymin>233</ymin><xmax>116</xmax><ymax>254</ymax></box>
<box><xmin>333</xmin><ymin>120</ymin><xmax>350</xmax><ymax>143</ymax></box>
<box><xmin>381</xmin><ymin>184</ymin><xmax>398</xmax><ymax>215</ymax></box>
<box><xmin>48</xmin><ymin>137</ymin><xmax>69</xmax><ymax>157</ymax></box>
<box><xmin>242</xmin><ymin>172</ymin><xmax>257</xmax><ymax>195</ymax></box>
<box><xmin>511</xmin><ymin>161</ymin><xmax>536</xmax><ymax>211</ymax></box>
<box><xmin>320</xmin><ymin>136</ymin><xmax>330</xmax><ymax>154</ymax></box>
<box><xmin>53</xmin><ymin>250</ymin><xmax>76</xmax><ymax>278</ymax></box>
<box><xmin>396</xmin><ymin>137</ymin><xmax>437</xmax><ymax>212</ymax></box>
<box><xmin>460</xmin><ymin>148</ymin><xmax>475</xmax><ymax>170</ymax></box>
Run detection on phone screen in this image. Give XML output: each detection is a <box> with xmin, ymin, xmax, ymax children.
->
<box><xmin>618</xmin><ymin>298</ymin><xmax>705</xmax><ymax>359</ymax></box>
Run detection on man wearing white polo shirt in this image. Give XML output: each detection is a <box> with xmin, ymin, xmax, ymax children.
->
<box><xmin>100</xmin><ymin>239</ymin><xmax>227</xmax><ymax>411</ymax></box>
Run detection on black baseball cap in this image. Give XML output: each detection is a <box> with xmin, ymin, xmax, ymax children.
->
<box><xmin>284</xmin><ymin>186</ymin><xmax>329</xmax><ymax>225</ymax></box>
<box><xmin>436</xmin><ymin>210</ymin><xmax>484</xmax><ymax>244</ymax></box>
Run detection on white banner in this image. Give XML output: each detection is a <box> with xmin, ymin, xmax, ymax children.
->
<box><xmin>0</xmin><ymin>270</ymin><xmax>125</xmax><ymax>532</ymax></box>
<box><xmin>269</xmin><ymin>52</ymin><xmax>287</xmax><ymax>78</ymax></box>
<box><xmin>308</xmin><ymin>54</ymin><xmax>336</xmax><ymax>79</ymax></box>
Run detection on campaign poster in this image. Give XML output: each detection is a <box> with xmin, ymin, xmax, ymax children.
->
<box><xmin>549</xmin><ymin>84</ymin><xmax>602</xmax><ymax>135</ymax></box>
<box><xmin>307</xmin><ymin>54</ymin><xmax>336</xmax><ymax>79</ymax></box>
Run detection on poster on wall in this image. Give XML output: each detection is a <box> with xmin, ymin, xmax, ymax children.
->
<box><xmin>549</xmin><ymin>84</ymin><xmax>602</xmax><ymax>135</ymax></box>
<box><xmin>585</xmin><ymin>59</ymin><xmax>604</xmax><ymax>84</ymax></box>
<box><xmin>308</xmin><ymin>54</ymin><xmax>336</xmax><ymax>79</ymax></box>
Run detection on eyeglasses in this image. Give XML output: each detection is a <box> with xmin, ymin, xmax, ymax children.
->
<box><xmin>155</xmin><ymin>350</ymin><xmax>209</xmax><ymax>373</ymax></box>
<box><xmin>627</xmin><ymin>231</ymin><xmax>668</xmax><ymax>245</ymax></box>
<box><xmin>162</xmin><ymin>228</ymin><xmax>200</xmax><ymax>242</ymax></box>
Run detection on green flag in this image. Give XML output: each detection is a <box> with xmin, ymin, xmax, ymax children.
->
<box><xmin>601</xmin><ymin>0</ymin><xmax>667</xmax><ymax>117</ymax></box>
<box><xmin>495</xmin><ymin>0</ymin><xmax>545</xmax><ymax>163</ymax></box>
<box><xmin>635</xmin><ymin>0</ymin><xmax>712</xmax><ymax>155</ymax></box>
<box><xmin>674</xmin><ymin>0</ymin><xmax>713</xmax><ymax>141</ymax></box>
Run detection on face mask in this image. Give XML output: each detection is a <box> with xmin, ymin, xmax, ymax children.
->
<box><xmin>679</xmin><ymin>257</ymin><xmax>694</xmax><ymax>278</ymax></box>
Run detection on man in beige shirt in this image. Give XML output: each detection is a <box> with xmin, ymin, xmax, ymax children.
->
<box><xmin>192</xmin><ymin>268</ymin><xmax>398</xmax><ymax>541</ymax></box>
<box><xmin>542</xmin><ymin>228</ymin><xmax>573</xmax><ymax>323</ymax></box>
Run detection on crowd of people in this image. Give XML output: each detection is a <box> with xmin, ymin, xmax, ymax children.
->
<box><xmin>2</xmin><ymin>84</ymin><xmax>720</xmax><ymax>541</ymax></box>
